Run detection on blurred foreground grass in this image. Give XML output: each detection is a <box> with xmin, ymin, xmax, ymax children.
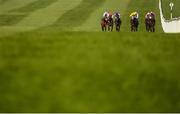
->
<box><xmin>0</xmin><ymin>32</ymin><xmax>180</xmax><ymax>112</ymax></box>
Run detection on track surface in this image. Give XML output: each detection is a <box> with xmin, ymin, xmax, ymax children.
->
<box><xmin>0</xmin><ymin>0</ymin><xmax>180</xmax><ymax>113</ymax></box>
<box><xmin>0</xmin><ymin>0</ymin><xmax>163</xmax><ymax>35</ymax></box>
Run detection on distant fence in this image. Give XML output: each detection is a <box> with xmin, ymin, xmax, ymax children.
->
<box><xmin>159</xmin><ymin>0</ymin><xmax>180</xmax><ymax>33</ymax></box>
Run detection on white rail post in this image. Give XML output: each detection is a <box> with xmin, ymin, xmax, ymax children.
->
<box><xmin>169</xmin><ymin>2</ymin><xmax>174</xmax><ymax>19</ymax></box>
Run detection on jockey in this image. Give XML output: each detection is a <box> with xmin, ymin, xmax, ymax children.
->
<box><xmin>130</xmin><ymin>11</ymin><xmax>139</xmax><ymax>20</ymax></box>
<box><xmin>103</xmin><ymin>11</ymin><xmax>109</xmax><ymax>18</ymax></box>
<box><xmin>108</xmin><ymin>13</ymin><xmax>113</xmax><ymax>25</ymax></box>
<box><xmin>150</xmin><ymin>11</ymin><xmax>155</xmax><ymax>19</ymax></box>
<box><xmin>145</xmin><ymin>12</ymin><xmax>151</xmax><ymax>19</ymax></box>
<box><xmin>145</xmin><ymin>12</ymin><xmax>155</xmax><ymax>21</ymax></box>
<box><xmin>150</xmin><ymin>11</ymin><xmax>156</xmax><ymax>25</ymax></box>
<box><xmin>114</xmin><ymin>12</ymin><xmax>121</xmax><ymax>19</ymax></box>
<box><xmin>108</xmin><ymin>11</ymin><xmax>113</xmax><ymax>19</ymax></box>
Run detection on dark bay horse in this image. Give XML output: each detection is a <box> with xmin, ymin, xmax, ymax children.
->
<box><xmin>107</xmin><ymin>16</ymin><xmax>114</xmax><ymax>31</ymax></box>
<box><xmin>145</xmin><ymin>15</ymin><xmax>155</xmax><ymax>32</ymax></box>
<box><xmin>130</xmin><ymin>17</ymin><xmax>139</xmax><ymax>32</ymax></box>
<box><xmin>115</xmin><ymin>16</ymin><xmax>122</xmax><ymax>32</ymax></box>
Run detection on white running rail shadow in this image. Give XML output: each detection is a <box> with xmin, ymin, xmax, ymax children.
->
<box><xmin>159</xmin><ymin>0</ymin><xmax>180</xmax><ymax>33</ymax></box>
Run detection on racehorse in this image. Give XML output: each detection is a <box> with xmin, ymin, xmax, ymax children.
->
<box><xmin>114</xmin><ymin>16</ymin><xmax>122</xmax><ymax>32</ymax></box>
<box><xmin>130</xmin><ymin>17</ymin><xmax>139</xmax><ymax>32</ymax></box>
<box><xmin>107</xmin><ymin>16</ymin><xmax>114</xmax><ymax>31</ymax></box>
<box><xmin>145</xmin><ymin>15</ymin><xmax>155</xmax><ymax>32</ymax></box>
<box><xmin>101</xmin><ymin>17</ymin><xmax>108</xmax><ymax>31</ymax></box>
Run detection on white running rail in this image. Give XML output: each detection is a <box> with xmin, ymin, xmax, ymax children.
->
<box><xmin>159</xmin><ymin>0</ymin><xmax>180</xmax><ymax>33</ymax></box>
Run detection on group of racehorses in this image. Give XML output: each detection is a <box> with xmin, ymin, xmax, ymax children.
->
<box><xmin>101</xmin><ymin>13</ymin><xmax>122</xmax><ymax>32</ymax></box>
<box><xmin>101</xmin><ymin>12</ymin><xmax>156</xmax><ymax>32</ymax></box>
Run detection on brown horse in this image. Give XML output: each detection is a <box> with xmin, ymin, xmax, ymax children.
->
<box><xmin>145</xmin><ymin>15</ymin><xmax>155</xmax><ymax>32</ymax></box>
<box><xmin>101</xmin><ymin>17</ymin><xmax>108</xmax><ymax>31</ymax></box>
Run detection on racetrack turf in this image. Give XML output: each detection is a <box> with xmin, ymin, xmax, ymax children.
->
<box><xmin>0</xmin><ymin>32</ymin><xmax>180</xmax><ymax>112</ymax></box>
<box><xmin>0</xmin><ymin>0</ymin><xmax>38</xmax><ymax>14</ymax></box>
<box><xmin>0</xmin><ymin>0</ymin><xmax>180</xmax><ymax>112</ymax></box>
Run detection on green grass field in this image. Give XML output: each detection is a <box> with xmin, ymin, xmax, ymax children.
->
<box><xmin>0</xmin><ymin>0</ymin><xmax>180</xmax><ymax>112</ymax></box>
<box><xmin>161</xmin><ymin>0</ymin><xmax>180</xmax><ymax>19</ymax></box>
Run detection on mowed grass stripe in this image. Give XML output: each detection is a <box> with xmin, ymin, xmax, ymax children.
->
<box><xmin>15</xmin><ymin>0</ymin><xmax>82</xmax><ymax>28</ymax></box>
<box><xmin>74</xmin><ymin>0</ymin><xmax>131</xmax><ymax>31</ymax></box>
<box><xmin>0</xmin><ymin>0</ymin><xmax>82</xmax><ymax>37</ymax></box>
<box><xmin>46</xmin><ymin>0</ymin><xmax>104</xmax><ymax>31</ymax></box>
<box><xmin>0</xmin><ymin>14</ymin><xmax>24</xmax><ymax>26</ymax></box>
<box><xmin>11</xmin><ymin>0</ymin><xmax>58</xmax><ymax>13</ymax></box>
<box><xmin>0</xmin><ymin>0</ymin><xmax>38</xmax><ymax>26</ymax></box>
<box><xmin>123</xmin><ymin>0</ymin><xmax>163</xmax><ymax>32</ymax></box>
<box><xmin>0</xmin><ymin>0</ymin><xmax>58</xmax><ymax>26</ymax></box>
<box><xmin>0</xmin><ymin>0</ymin><xmax>38</xmax><ymax>14</ymax></box>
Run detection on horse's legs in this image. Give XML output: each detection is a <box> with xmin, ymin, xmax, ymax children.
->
<box><xmin>131</xmin><ymin>26</ymin><xmax>136</xmax><ymax>32</ymax></box>
<box><xmin>148</xmin><ymin>25</ymin><xmax>151</xmax><ymax>32</ymax></box>
<box><xmin>147</xmin><ymin>25</ymin><xmax>150</xmax><ymax>32</ymax></box>
<box><xmin>102</xmin><ymin>25</ymin><xmax>106</xmax><ymax>32</ymax></box>
<box><xmin>116</xmin><ymin>25</ymin><xmax>120</xmax><ymax>32</ymax></box>
<box><xmin>149</xmin><ymin>25</ymin><xmax>153</xmax><ymax>32</ymax></box>
<box><xmin>132</xmin><ymin>27</ymin><xmax>135</xmax><ymax>32</ymax></box>
<box><xmin>111</xmin><ymin>25</ymin><xmax>113</xmax><ymax>31</ymax></box>
<box><xmin>131</xmin><ymin>26</ymin><xmax>133</xmax><ymax>32</ymax></box>
<box><xmin>102</xmin><ymin>26</ymin><xmax>104</xmax><ymax>31</ymax></box>
<box><xmin>150</xmin><ymin>26</ymin><xmax>152</xmax><ymax>32</ymax></box>
<box><xmin>108</xmin><ymin>25</ymin><xmax>112</xmax><ymax>32</ymax></box>
<box><xmin>146</xmin><ymin>24</ymin><xmax>148</xmax><ymax>32</ymax></box>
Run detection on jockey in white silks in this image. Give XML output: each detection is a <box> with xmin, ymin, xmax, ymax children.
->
<box><xmin>150</xmin><ymin>11</ymin><xmax>155</xmax><ymax>19</ymax></box>
<box><xmin>113</xmin><ymin>12</ymin><xmax>121</xmax><ymax>19</ymax></box>
<box><xmin>103</xmin><ymin>11</ymin><xmax>109</xmax><ymax>18</ymax></box>
<box><xmin>145</xmin><ymin>12</ymin><xmax>151</xmax><ymax>19</ymax></box>
<box><xmin>145</xmin><ymin>11</ymin><xmax>155</xmax><ymax>20</ymax></box>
